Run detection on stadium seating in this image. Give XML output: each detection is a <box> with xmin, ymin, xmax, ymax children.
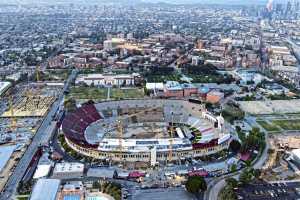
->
<box><xmin>62</xmin><ymin>104</ymin><xmax>101</xmax><ymax>148</ymax></box>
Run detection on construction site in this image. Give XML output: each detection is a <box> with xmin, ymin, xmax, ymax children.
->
<box><xmin>2</xmin><ymin>95</ymin><xmax>55</xmax><ymax>118</ymax></box>
<box><xmin>61</xmin><ymin>99</ymin><xmax>232</xmax><ymax>169</ymax></box>
<box><xmin>260</xmin><ymin>133</ymin><xmax>300</xmax><ymax>181</ymax></box>
<box><xmin>0</xmin><ymin>67</ymin><xmax>64</xmax><ymax>192</ymax></box>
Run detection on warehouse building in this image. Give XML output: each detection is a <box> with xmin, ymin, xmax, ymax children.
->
<box><xmin>52</xmin><ymin>162</ymin><xmax>84</xmax><ymax>179</ymax></box>
<box><xmin>30</xmin><ymin>179</ymin><xmax>61</xmax><ymax>200</ymax></box>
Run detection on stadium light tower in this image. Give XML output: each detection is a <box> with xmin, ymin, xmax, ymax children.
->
<box><xmin>168</xmin><ymin>113</ymin><xmax>174</xmax><ymax>163</ymax></box>
<box><xmin>9</xmin><ymin>95</ymin><xmax>17</xmax><ymax>131</ymax></box>
<box><xmin>117</xmin><ymin>120</ymin><xmax>123</xmax><ymax>152</ymax></box>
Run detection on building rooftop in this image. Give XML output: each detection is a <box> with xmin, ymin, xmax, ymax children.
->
<box><xmin>53</xmin><ymin>162</ymin><xmax>84</xmax><ymax>174</ymax></box>
<box><xmin>30</xmin><ymin>179</ymin><xmax>61</xmax><ymax>200</ymax></box>
<box><xmin>165</xmin><ymin>81</ymin><xmax>182</xmax><ymax>90</ymax></box>
<box><xmin>0</xmin><ymin>145</ymin><xmax>15</xmax><ymax>173</ymax></box>
<box><xmin>0</xmin><ymin>81</ymin><xmax>11</xmax><ymax>96</ymax></box>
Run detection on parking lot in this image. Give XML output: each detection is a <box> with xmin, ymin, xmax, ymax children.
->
<box><xmin>236</xmin><ymin>181</ymin><xmax>300</xmax><ymax>200</ymax></box>
<box><xmin>128</xmin><ymin>187</ymin><xmax>202</xmax><ymax>200</ymax></box>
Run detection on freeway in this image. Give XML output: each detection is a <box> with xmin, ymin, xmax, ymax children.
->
<box><xmin>0</xmin><ymin>69</ymin><xmax>77</xmax><ymax>200</ymax></box>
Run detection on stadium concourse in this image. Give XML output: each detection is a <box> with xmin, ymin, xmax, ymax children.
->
<box><xmin>61</xmin><ymin>99</ymin><xmax>232</xmax><ymax>167</ymax></box>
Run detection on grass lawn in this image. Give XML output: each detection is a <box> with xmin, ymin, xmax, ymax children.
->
<box><xmin>67</xmin><ymin>86</ymin><xmax>108</xmax><ymax>100</ymax></box>
<box><xmin>111</xmin><ymin>88</ymin><xmax>144</xmax><ymax>99</ymax></box>
<box><xmin>146</xmin><ymin>74</ymin><xmax>182</xmax><ymax>83</ymax></box>
<box><xmin>256</xmin><ymin>120</ymin><xmax>281</xmax><ymax>132</ymax></box>
<box><xmin>16</xmin><ymin>195</ymin><xmax>29</xmax><ymax>200</ymax></box>
<box><xmin>67</xmin><ymin>87</ymin><xmax>144</xmax><ymax>101</ymax></box>
<box><xmin>273</xmin><ymin>119</ymin><xmax>300</xmax><ymax>130</ymax></box>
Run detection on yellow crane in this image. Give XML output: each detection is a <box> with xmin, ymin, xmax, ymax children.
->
<box><xmin>117</xmin><ymin>119</ymin><xmax>123</xmax><ymax>151</ymax></box>
<box><xmin>26</xmin><ymin>65</ymin><xmax>41</xmax><ymax>97</ymax></box>
<box><xmin>168</xmin><ymin>113</ymin><xmax>174</xmax><ymax>163</ymax></box>
<box><xmin>9</xmin><ymin>95</ymin><xmax>17</xmax><ymax>131</ymax></box>
<box><xmin>8</xmin><ymin>92</ymin><xmax>35</xmax><ymax>138</ymax></box>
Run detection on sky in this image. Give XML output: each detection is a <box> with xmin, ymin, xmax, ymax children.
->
<box><xmin>0</xmin><ymin>0</ymin><xmax>289</xmax><ymax>5</ymax></box>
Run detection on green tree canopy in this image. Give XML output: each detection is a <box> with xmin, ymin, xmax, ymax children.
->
<box><xmin>185</xmin><ymin>176</ymin><xmax>207</xmax><ymax>194</ymax></box>
<box><xmin>229</xmin><ymin>140</ymin><xmax>242</xmax><ymax>153</ymax></box>
<box><xmin>64</xmin><ymin>98</ymin><xmax>77</xmax><ymax>113</ymax></box>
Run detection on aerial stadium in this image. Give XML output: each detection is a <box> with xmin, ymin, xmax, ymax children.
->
<box><xmin>61</xmin><ymin>99</ymin><xmax>232</xmax><ymax>167</ymax></box>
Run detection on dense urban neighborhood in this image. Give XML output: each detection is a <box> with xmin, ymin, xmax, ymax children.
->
<box><xmin>1</xmin><ymin>0</ymin><xmax>300</xmax><ymax>200</ymax></box>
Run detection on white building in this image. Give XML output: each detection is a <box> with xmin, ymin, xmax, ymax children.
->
<box><xmin>52</xmin><ymin>162</ymin><xmax>84</xmax><ymax>178</ymax></box>
<box><xmin>192</xmin><ymin>56</ymin><xmax>200</xmax><ymax>66</ymax></box>
<box><xmin>291</xmin><ymin>149</ymin><xmax>300</xmax><ymax>165</ymax></box>
<box><xmin>0</xmin><ymin>81</ymin><xmax>11</xmax><ymax>96</ymax></box>
<box><xmin>103</xmin><ymin>38</ymin><xmax>126</xmax><ymax>50</ymax></box>
<box><xmin>98</xmin><ymin>138</ymin><xmax>192</xmax><ymax>153</ymax></box>
<box><xmin>33</xmin><ymin>152</ymin><xmax>53</xmax><ymax>179</ymax></box>
<box><xmin>75</xmin><ymin>73</ymin><xmax>139</xmax><ymax>87</ymax></box>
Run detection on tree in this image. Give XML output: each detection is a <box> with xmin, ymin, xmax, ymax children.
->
<box><xmin>185</xmin><ymin>176</ymin><xmax>207</xmax><ymax>194</ymax></box>
<box><xmin>253</xmin><ymin>169</ymin><xmax>261</xmax><ymax>179</ymax></box>
<box><xmin>222</xmin><ymin>103</ymin><xmax>245</xmax><ymax>124</ymax></box>
<box><xmin>239</xmin><ymin>168</ymin><xmax>253</xmax><ymax>185</ymax></box>
<box><xmin>235</xmin><ymin>126</ymin><xmax>242</xmax><ymax>133</ymax></box>
<box><xmin>230</xmin><ymin>164</ymin><xmax>237</xmax><ymax>172</ymax></box>
<box><xmin>205</xmin><ymin>102</ymin><xmax>213</xmax><ymax>110</ymax></box>
<box><xmin>243</xmin><ymin>160</ymin><xmax>251</xmax><ymax>168</ymax></box>
<box><xmin>229</xmin><ymin>140</ymin><xmax>241</xmax><ymax>153</ymax></box>
<box><xmin>241</xmin><ymin>127</ymin><xmax>265</xmax><ymax>153</ymax></box>
<box><xmin>219</xmin><ymin>186</ymin><xmax>238</xmax><ymax>200</ymax></box>
<box><xmin>92</xmin><ymin>181</ymin><xmax>101</xmax><ymax>189</ymax></box>
<box><xmin>225</xmin><ymin>178</ymin><xmax>238</xmax><ymax>188</ymax></box>
<box><xmin>64</xmin><ymin>98</ymin><xmax>77</xmax><ymax>113</ymax></box>
<box><xmin>220</xmin><ymin>178</ymin><xmax>238</xmax><ymax>200</ymax></box>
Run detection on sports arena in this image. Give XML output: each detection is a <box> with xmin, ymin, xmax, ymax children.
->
<box><xmin>61</xmin><ymin>99</ymin><xmax>232</xmax><ymax>166</ymax></box>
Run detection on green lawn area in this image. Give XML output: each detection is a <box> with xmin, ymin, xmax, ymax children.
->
<box><xmin>46</xmin><ymin>69</ymin><xmax>70</xmax><ymax>80</ymax></box>
<box><xmin>16</xmin><ymin>196</ymin><xmax>29</xmax><ymax>200</ymax></box>
<box><xmin>67</xmin><ymin>87</ymin><xmax>144</xmax><ymax>101</ymax></box>
<box><xmin>146</xmin><ymin>74</ymin><xmax>182</xmax><ymax>83</ymax></box>
<box><xmin>67</xmin><ymin>86</ymin><xmax>107</xmax><ymax>100</ymax></box>
<box><xmin>111</xmin><ymin>88</ymin><xmax>144</xmax><ymax>99</ymax></box>
<box><xmin>256</xmin><ymin>120</ymin><xmax>281</xmax><ymax>132</ymax></box>
<box><xmin>273</xmin><ymin>119</ymin><xmax>300</xmax><ymax>130</ymax></box>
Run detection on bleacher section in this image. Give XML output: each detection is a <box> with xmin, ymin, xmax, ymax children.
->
<box><xmin>62</xmin><ymin>104</ymin><xmax>101</xmax><ymax>148</ymax></box>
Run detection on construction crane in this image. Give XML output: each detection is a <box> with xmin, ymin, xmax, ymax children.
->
<box><xmin>7</xmin><ymin>92</ymin><xmax>35</xmax><ymax>140</ymax></box>
<box><xmin>116</xmin><ymin>119</ymin><xmax>123</xmax><ymax>151</ymax></box>
<box><xmin>26</xmin><ymin>65</ymin><xmax>41</xmax><ymax>97</ymax></box>
<box><xmin>9</xmin><ymin>95</ymin><xmax>17</xmax><ymax>131</ymax></box>
<box><xmin>168</xmin><ymin>113</ymin><xmax>174</xmax><ymax>163</ymax></box>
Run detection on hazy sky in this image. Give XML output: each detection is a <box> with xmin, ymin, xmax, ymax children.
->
<box><xmin>0</xmin><ymin>0</ymin><xmax>289</xmax><ymax>5</ymax></box>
